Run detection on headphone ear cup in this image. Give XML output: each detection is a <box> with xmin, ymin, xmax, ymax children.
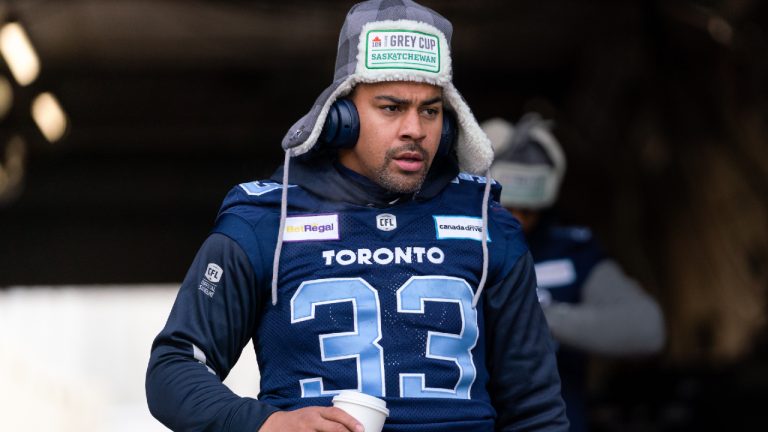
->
<box><xmin>320</xmin><ymin>99</ymin><xmax>360</xmax><ymax>149</ymax></box>
<box><xmin>438</xmin><ymin>110</ymin><xmax>457</xmax><ymax>157</ymax></box>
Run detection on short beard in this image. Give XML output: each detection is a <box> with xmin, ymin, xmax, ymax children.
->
<box><xmin>373</xmin><ymin>143</ymin><xmax>430</xmax><ymax>194</ymax></box>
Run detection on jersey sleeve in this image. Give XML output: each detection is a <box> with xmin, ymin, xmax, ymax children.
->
<box><xmin>145</xmin><ymin>229</ymin><xmax>278</xmax><ymax>431</ymax></box>
<box><xmin>542</xmin><ymin>258</ymin><xmax>666</xmax><ymax>355</ymax></box>
<box><xmin>484</xmin><ymin>212</ymin><xmax>569</xmax><ymax>431</ymax></box>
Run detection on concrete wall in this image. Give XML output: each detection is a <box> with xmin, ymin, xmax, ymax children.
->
<box><xmin>0</xmin><ymin>285</ymin><xmax>261</xmax><ymax>432</ymax></box>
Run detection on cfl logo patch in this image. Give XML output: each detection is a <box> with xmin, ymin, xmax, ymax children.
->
<box><xmin>205</xmin><ymin>263</ymin><xmax>223</xmax><ymax>283</ymax></box>
<box><xmin>376</xmin><ymin>213</ymin><xmax>397</xmax><ymax>231</ymax></box>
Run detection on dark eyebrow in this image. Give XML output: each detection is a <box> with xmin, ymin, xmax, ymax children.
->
<box><xmin>374</xmin><ymin>95</ymin><xmax>443</xmax><ymax>106</ymax></box>
<box><xmin>374</xmin><ymin>95</ymin><xmax>409</xmax><ymax>105</ymax></box>
<box><xmin>421</xmin><ymin>96</ymin><xmax>443</xmax><ymax>106</ymax></box>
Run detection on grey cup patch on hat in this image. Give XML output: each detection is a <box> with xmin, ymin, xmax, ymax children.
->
<box><xmin>281</xmin><ymin>0</ymin><xmax>493</xmax><ymax>175</ymax></box>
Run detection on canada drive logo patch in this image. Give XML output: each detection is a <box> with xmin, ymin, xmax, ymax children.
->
<box><xmin>434</xmin><ymin>215</ymin><xmax>490</xmax><ymax>242</ymax></box>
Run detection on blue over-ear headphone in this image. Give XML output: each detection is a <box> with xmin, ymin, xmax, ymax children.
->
<box><xmin>320</xmin><ymin>98</ymin><xmax>457</xmax><ymax>157</ymax></box>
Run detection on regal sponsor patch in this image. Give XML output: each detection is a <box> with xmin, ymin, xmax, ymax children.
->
<box><xmin>283</xmin><ymin>214</ymin><xmax>339</xmax><ymax>242</ymax></box>
<box><xmin>434</xmin><ymin>216</ymin><xmax>489</xmax><ymax>242</ymax></box>
<box><xmin>365</xmin><ymin>29</ymin><xmax>441</xmax><ymax>73</ymax></box>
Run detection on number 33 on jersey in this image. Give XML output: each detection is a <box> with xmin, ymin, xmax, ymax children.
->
<box><xmin>291</xmin><ymin>276</ymin><xmax>479</xmax><ymax>399</ymax></box>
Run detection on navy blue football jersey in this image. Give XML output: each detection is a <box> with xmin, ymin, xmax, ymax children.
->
<box><xmin>217</xmin><ymin>174</ymin><xmax>505</xmax><ymax>430</ymax></box>
<box><xmin>147</xmin><ymin>172</ymin><xmax>567</xmax><ymax>432</ymax></box>
<box><xmin>529</xmin><ymin>222</ymin><xmax>604</xmax><ymax>306</ymax></box>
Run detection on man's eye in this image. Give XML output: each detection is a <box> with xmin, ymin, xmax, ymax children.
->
<box><xmin>381</xmin><ymin>105</ymin><xmax>399</xmax><ymax>112</ymax></box>
<box><xmin>422</xmin><ymin>108</ymin><xmax>439</xmax><ymax>117</ymax></box>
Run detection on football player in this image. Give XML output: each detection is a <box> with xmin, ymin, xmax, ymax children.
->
<box><xmin>147</xmin><ymin>2</ymin><xmax>568</xmax><ymax>431</ymax></box>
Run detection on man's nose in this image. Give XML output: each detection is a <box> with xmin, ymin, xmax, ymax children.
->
<box><xmin>399</xmin><ymin>109</ymin><xmax>426</xmax><ymax>142</ymax></box>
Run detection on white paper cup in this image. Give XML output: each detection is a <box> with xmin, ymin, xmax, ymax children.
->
<box><xmin>332</xmin><ymin>390</ymin><xmax>389</xmax><ymax>432</ymax></box>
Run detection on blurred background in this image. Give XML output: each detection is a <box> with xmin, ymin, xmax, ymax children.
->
<box><xmin>0</xmin><ymin>0</ymin><xmax>766</xmax><ymax>430</ymax></box>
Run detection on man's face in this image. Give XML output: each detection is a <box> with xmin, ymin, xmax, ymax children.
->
<box><xmin>339</xmin><ymin>81</ymin><xmax>443</xmax><ymax>194</ymax></box>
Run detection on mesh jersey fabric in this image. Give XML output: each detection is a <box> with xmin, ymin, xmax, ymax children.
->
<box><xmin>215</xmin><ymin>175</ymin><xmax>510</xmax><ymax>430</ymax></box>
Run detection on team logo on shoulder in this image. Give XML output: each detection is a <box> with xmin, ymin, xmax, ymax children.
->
<box><xmin>434</xmin><ymin>215</ymin><xmax>490</xmax><ymax>242</ymax></box>
<box><xmin>376</xmin><ymin>213</ymin><xmax>397</xmax><ymax>231</ymax></box>
<box><xmin>284</xmin><ymin>214</ymin><xmax>339</xmax><ymax>242</ymax></box>
<box><xmin>239</xmin><ymin>181</ymin><xmax>295</xmax><ymax>196</ymax></box>
<box><xmin>199</xmin><ymin>263</ymin><xmax>223</xmax><ymax>298</ymax></box>
<box><xmin>453</xmin><ymin>173</ymin><xmax>495</xmax><ymax>184</ymax></box>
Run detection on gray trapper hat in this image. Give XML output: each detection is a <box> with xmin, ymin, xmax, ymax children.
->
<box><xmin>482</xmin><ymin>114</ymin><xmax>567</xmax><ymax>209</ymax></box>
<box><xmin>280</xmin><ymin>0</ymin><xmax>493</xmax><ymax>175</ymax></box>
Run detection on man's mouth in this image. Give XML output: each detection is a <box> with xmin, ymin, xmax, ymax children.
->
<box><xmin>392</xmin><ymin>150</ymin><xmax>425</xmax><ymax>173</ymax></box>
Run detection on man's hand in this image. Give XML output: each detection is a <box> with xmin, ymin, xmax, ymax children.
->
<box><xmin>260</xmin><ymin>406</ymin><xmax>364</xmax><ymax>432</ymax></box>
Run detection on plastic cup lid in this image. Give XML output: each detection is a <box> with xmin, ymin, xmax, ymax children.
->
<box><xmin>332</xmin><ymin>391</ymin><xmax>390</xmax><ymax>416</ymax></box>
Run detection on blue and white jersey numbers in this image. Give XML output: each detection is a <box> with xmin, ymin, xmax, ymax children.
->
<box><xmin>290</xmin><ymin>276</ymin><xmax>479</xmax><ymax>400</ymax></box>
<box><xmin>397</xmin><ymin>276</ymin><xmax>478</xmax><ymax>399</ymax></box>
<box><xmin>291</xmin><ymin>278</ymin><xmax>385</xmax><ymax>397</ymax></box>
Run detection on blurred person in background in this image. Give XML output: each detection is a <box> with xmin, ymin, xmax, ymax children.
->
<box><xmin>483</xmin><ymin>114</ymin><xmax>666</xmax><ymax>432</ymax></box>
